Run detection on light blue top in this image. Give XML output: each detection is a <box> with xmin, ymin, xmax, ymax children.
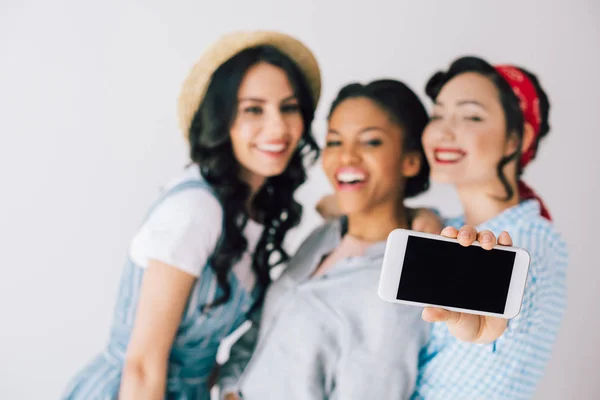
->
<box><xmin>413</xmin><ymin>199</ymin><xmax>569</xmax><ymax>400</ymax></box>
<box><xmin>218</xmin><ymin>218</ymin><xmax>428</xmax><ymax>400</ymax></box>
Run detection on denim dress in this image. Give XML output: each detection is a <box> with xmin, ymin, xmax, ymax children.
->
<box><xmin>62</xmin><ymin>178</ymin><xmax>260</xmax><ymax>400</ymax></box>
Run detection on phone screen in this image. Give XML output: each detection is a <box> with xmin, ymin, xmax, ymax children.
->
<box><xmin>396</xmin><ymin>235</ymin><xmax>516</xmax><ymax>313</ymax></box>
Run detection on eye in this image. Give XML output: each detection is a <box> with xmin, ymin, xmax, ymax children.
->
<box><xmin>325</xmin><ymin>140</ymin><xmax>342</xmax><ymax>147</ymax></box>
<box><xmin>464</xmin><ymin>116</ymin><xmax>483</xmax><ymax>122</ymax></box>
<box><xmin>430</xmin><ymin>114</ymin><xmax>442</xmax><ymax>121</ymax></box>
<box><xmin>363</xmin><ymin>139</ymin><xmax>383</xmax><ymax>147</ymax></box>
<box><xmin>244</xmin><ymin>106</ymin><xmax>262</xmax><ymax>115</ymax></box>
<box><xmin>281</xmin><ymin>104</ymin><xmax>300</xmax><ymax>113</ymax></box>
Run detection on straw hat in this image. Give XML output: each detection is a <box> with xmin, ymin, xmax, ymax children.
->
<box><xmin>177</xmin><ymin>30</ymin><xmax>321</xmax><ymax>137</ymax></box>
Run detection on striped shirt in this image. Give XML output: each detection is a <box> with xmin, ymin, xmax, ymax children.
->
<box><xmin>412</xmin><ymin>199</ymin><xmax>569</xmax><ymax>400</ymax></box>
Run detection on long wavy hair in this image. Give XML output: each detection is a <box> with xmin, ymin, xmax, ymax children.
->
<box><xmin>188</xmin><ymin>45</ymin><xmax>319</xmax><ymax>309</ymax></box>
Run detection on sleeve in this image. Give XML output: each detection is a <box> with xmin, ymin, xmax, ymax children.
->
<box><xmin>128</xmin><ymin>188</ymin><xmax>223</xmax><ymax>277</ymax></box>
<box><xmin>426</xmin><ymin>229</ymin><xmax>568</xmax><ymax>399</ymax></box>
<box><xmin>491</xmin><ymin>229</ymin><xmax>568</xmax><ymax>352</ymax></box>
<box><xmin>217</xmin><ymin>308</ymin><xmax>262</xmax><ymax>399</ymax></box>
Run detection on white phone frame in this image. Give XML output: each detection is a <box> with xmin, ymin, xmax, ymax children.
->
<box><xmin>378</xmin><ymin>228</ymin><xmax>531</xmax><ymax>319</ymax></box>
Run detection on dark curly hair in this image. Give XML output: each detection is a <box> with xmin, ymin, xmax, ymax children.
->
<box><xmin>425</xmin><ymin>56</ymin><xmax>550</xmax><ymax>201</ymax></box>
<box><xmin>187</xmin><ymin>45</ymin><xmax>319</xmax><ymax>309</ymax></box>
<box><xmin>327</xmin><ymin>79</ymin><xmax>430</xmax><ymax>198</ymax></box>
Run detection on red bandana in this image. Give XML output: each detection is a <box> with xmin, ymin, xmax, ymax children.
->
<box><xmin>495</xmin><ymin>65</ymin><xmax>551</xmax><ymax>220</ymax></box>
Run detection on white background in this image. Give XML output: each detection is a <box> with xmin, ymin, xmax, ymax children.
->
<box><xmin>1</xmin><ymin>0</ymin><xmax>598</xmax><ymax>398</ymax></box>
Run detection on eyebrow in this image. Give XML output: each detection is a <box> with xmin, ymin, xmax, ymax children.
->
<box><xmin>435</xmin><ymin>100</ymin><xmax>487</xmax><ymax>109</ymax></box>
<box><xmin>327</xmin><ymin>126</ymin><xmax>388</xmax><ymax>135</ymax></box>
<box><xmin>238</xmin><ymin>94</ymin><xmax>297</xmax><ymax>103</ymax></box>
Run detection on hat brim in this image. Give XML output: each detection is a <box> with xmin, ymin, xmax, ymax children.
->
<box><xmin>177</xmin><ymin>30</ymin><xmax>321</xmax><ymax>137</ymax></box>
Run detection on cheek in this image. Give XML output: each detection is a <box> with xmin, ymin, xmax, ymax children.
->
<box><xmin>321</xmin><ymin>150</ymin><xmax>337</xmax><ymax>182</ymax></box>
<box><xmin>421</xmin><ymin>128</ymin><xmax>437</xmax><ymax>160</ymax></box>
<box><xmin>287</xmin><ymin>115</ymin><xmax>304</xmax><ymax>145</ymax></box>
<box><xmin>230</xmin><ymin>118</ymin><xmax>261</xmax><ymax>148</ymax></box>
<box><xmin>366</xmin><ymin>150</ymin><xmax>403</xmax><ymax>183</ymax></box>
<box><xmin>467</xmin><ymin>130</ymin><xmax>506</xmax><ymax>166</ymax></box>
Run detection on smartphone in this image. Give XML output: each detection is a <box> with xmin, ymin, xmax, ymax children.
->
<box><xmin>378</xmin><ymin>229</ymin><xmax>530</xmax><ymax>319</ymax></box>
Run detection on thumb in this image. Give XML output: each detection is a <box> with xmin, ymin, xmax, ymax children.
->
<box><xmin>422</xmin><ymin>307</ymin><xmax>461</xmax><ymax>323</ymax></box>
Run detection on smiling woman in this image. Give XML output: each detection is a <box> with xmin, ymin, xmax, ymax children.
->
<box><xmin>425</xmin><ymin>72</ymin><xmax>524</xmax><ymax>197</ymax></box>
<box><xmin>320</xmin><ymin>83</ymin><xmax>428</xmax><ymax>240</ymax></box>
<box><xmin>60</xmin><ymin>30</ymin><xmax>322</xmax><ymax>400</ymax></box>
<box><xmin>216</xmin><ymin>79</ymin><xmax>435</xmax><ymax>400</ymax></box>
<box><xmin>413</xmin><ymin>56</ymin><xmax>568</xmax><ymax>400</ymax></box>
<box><xmin>230</xmin><ymin>62</ymin><xmax>305</xmax><ymax>188</ymax></box>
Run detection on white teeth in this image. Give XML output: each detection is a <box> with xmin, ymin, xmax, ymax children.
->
<box><xmin>257</xmin><ymin>143</ymin><xmax>286</xmax><ymax>152</ymax></box>
<box><xmin>336</xmin><ymin>171</ymin><xmax>366</xmax><ymax>183</ymax></box>
<box><xmin>436</xmin><ymin>151</ymin><xmax>463</xmax><ymax>161</ymax></box>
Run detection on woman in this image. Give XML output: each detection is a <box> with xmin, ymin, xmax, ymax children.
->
<box><xmin>218</xmin><ymin>79</ymin><xmax>511</xmax><ymax>400</ymax></box>
<box><xmin>413</xmin><ymin>57</ymin><xmax>569</xmax><ymax>399</ymax></box>
<box><xmin>61</xmin><ymin>30</ymin><xmax>322</xmax><ymax>400</ymax></box>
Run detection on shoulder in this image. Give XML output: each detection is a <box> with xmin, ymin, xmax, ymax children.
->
<box><xmin>151</xmin><ymin>166</ymin><xmax>223</xmax><ymax>227</ymax></box>
<box><xmin>512</xmin><ymin>212</ymin><xmax>568</xmax><ymax>265</ymax></box>
<box><xmin>128</xmin><ymin>170</ymin><xmax>225</xmax><ymax>274</ymax></box>
<box><xmin>143</xmin><ymin>181</ymin><xmax>224</xmax><ymax>239</ymax></box>
<box><xmin>275</xmin><ymin>220</ymin><xmax>339</xmax><ymax>278</ymax></box>
<box><xmin>295</xmin><ymin>219</ymin><xmax>340</xmax><ymax>253</ymax></box>
<box><xmin>157</xmin><ymin>185</ymin><xmax>222</xmax><ymax>221</ymax></box>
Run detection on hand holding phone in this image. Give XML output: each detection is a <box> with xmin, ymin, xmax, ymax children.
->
<box><xmin>378</xmin><ymin>225</ymin><xmax>528</xmax><ymax>344</ymax></box>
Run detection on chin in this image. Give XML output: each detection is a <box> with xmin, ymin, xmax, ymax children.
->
<box><xmin>257</xmin><ymin>165</ymin><xmax>289</xmax><ymax>178</ymax></box>
<box><xmin>429</xmin><ymin>171</ymin><xmax>460</xmax><ymax>184</ymax></box>
<box><xmin>336</xmin><ymin>198</ymin><xmax>368</xmax><ymax>215</ymax></box>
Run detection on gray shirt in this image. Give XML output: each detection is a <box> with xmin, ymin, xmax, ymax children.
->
<box><xmin>218</xmin><ymin>218</ymin><xmax>428</xmax><ymax>399</ymax></box>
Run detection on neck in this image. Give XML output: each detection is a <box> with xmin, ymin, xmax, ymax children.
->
<box><xmin>346</xmin><ymin>201</ymin><xmax>409</xmax><ymax>242</ymax></box>
<box><xmin>456</xmin><ymin>180</ymin><xmax>520</xmax><ymax>227</ymax></box>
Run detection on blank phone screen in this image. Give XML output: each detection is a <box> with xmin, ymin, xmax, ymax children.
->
<box><xmin>396</xmin><ymin>236</ymin><xmax>516</xmax><ymax>313</ymax></box>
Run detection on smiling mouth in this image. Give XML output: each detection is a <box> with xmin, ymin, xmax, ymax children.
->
<box><xmin>434</xmin><ymin>149</ymin><xmax>466</xmax><ymax>164</ymax></box>
<box><xmin>335</xmin><ymin>168</ymin><xmax>368</xmax><ymax>190</ymax></box>
<box><xmin>255</xmin><ymin>142</ymin><xmax>289</xmax><ymax>156</ymax></box>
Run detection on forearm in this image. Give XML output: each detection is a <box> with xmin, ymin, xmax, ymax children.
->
<box><xmin>119</xmin><ymin>360</ymin><xmax>167</xmax><ymax>400</ymax></box>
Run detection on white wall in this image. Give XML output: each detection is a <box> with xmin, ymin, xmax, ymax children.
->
<box><xmin>1</xmin><ymin>0</ymin><xmax>598</xmax><ymax>398</ymax></box>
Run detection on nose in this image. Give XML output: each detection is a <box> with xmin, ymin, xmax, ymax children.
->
<box><xmin>437</xmin><ymin>116</ymin><xmax>457</xmax><ymax>140</ymax></box>
<box><xmin>340</xmin><ymin>142</ymin><xmax>360</xmax><ymax>165</ymax></box>
<box><xmin>265</xmin><ymin>109</ymin><xmax>287</xmax><ymax>137</ymax></box>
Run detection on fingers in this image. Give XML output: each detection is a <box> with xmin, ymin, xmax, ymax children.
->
<box><xmin>457</xmin><ymin>225</ymin><xmax>478</xmax><ymax>247</ymax></box>
<box><xmin>498</xmin><ymin>231</ymin><xmax>513</xmax><ymax>246</ymax></box>
<box><xmin>440</xmin><ymin>226</ymin><xmax>459</xmax><ymax>238</ymax></box>
<box><xmin>422</xmin><ymin>307</ymin><xmax>461</xmax><ymax>324</ymax></box>
<box><xmin>423</xmin><ymin>308</ymin><xmax>489</xmax><ymax>342</ymax></box>
<box><xmin>440</xmin><ymin>225</ymin><xmax>478</xmax><ymax>247</ymax></box>
<box><xmin>441</xmin><ymin>225</ymin><xmax>513</xmax><ymax>249</ymax></box>
<box><xmin>477</xmin><ymin>229</ymin><xmax>497</xmax><ymax>250</ymax></box>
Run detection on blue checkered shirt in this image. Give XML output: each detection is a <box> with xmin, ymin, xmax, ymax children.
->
<box><xmin>412</xmin><ymin>199</ymin><xmax>568</xmax><ymax>400</ymax></box>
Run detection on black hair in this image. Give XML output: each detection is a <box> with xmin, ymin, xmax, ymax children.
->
<box><xmin>327</xmin><ymin>79</ymin><xmax>430</xmax><ymax>198</ymax></box>
<box><xmin>188</xmin><ymin>45</ymin><xmax>319</xmax><ymax>309</ymax></box>
<box><xmin>425</xmin><ymin>56</ymin><xmax>550</xmax><ymax>201</ymax></box>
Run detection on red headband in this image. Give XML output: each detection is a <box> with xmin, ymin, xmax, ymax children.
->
<box><xmin>494</xmin><ymin>65</ymin><xmax>551</xmax><ymax>220</ymax></box>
